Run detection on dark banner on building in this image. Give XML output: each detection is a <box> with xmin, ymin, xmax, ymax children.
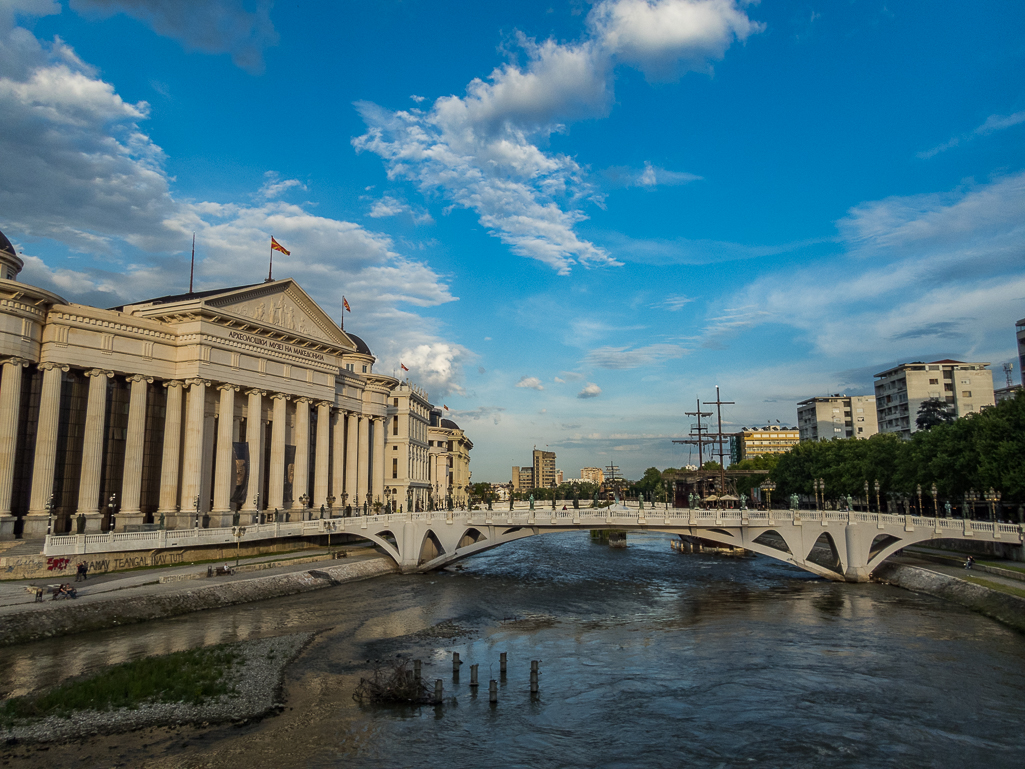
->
<box><xmin>283</xmin><ymin>444</ymin><xmax>296</xmax><ymax>507</ymax></box>
<box><xmin>231</xmin><ymin>442</ymin><xmax>249</xmax><ymax>506</ymax></box>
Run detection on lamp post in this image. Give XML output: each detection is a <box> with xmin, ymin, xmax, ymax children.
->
<box><xmin>916</xmin><ymin>484</ymin><xmax>923</xmax><ymax>516</ymax></box>
<box><xmin>194</xmin><ymin>495</ymin><xmax>200</xmax><ymax>528</ymax></box>
<box><xmin>864</xmin><ymin>480</ymin><xmax>870</xmax><ymax>512</ymax></box>
<box><xmin>967</xmin><ymin>489</ymin><xmax>979</xmax><ymax>519</ymax></box>
<box><xmin>107</xmin><ymin>492</ymin><xmax>117</xmax><ymax>533</ymax></box>
<box><xmin>298</xmin><ymin>493</ymin><xmax>309</xmax><ymax>521</ymax></box>
<box><xmin>760</xmin><ymin>480</ymin><xmax>776</xmax><ymax>510</ymax></box>
<box><xmin>45</xmin><ymin>493</ymin><xmax>55</xmax><ymax>537</ymax></box>
<box><xmin>232</xmin><ymin>525</ymin><xmax>246</xmax><ymax>567</ymax></box>
<box><xmin>874</xmin><ymin>480</ymin><xmax>881</xmax><ymax>514</ymax></box>
<box><xmin>252</xmin><ymin>492</ymin><xmax>260</xmax><ymax>525</ymax></box>
<box><xmin>326</xmin><ymin>494</ymin><xmax>335</xmax><ymax>519</ymax></box>
<box><xmin>819</xmin><ymin>478</ymin><xmax>826</xmax><ymax>511</ymax></box>
<box><xmin>985</xmin><ymin>487</ymin><xmax>1001</xmax><ymax>521</ymax></box>
<box><xmin>931</xmin><ymin>483</ymin><xmax>939</xmax><ymax>516</ymax></box>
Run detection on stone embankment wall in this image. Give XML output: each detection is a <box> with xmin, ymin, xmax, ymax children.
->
<box><xmin>874</xmin><ymin>562</ymin><xmax>1025</xmax><ymax>633</ymax></box>
<box><xmin>0</xmin><ymin>557</ymin><xmax>397</xmax><ymax>648</ymax></box>
<box><xmin>0</xmin><ymin>537</ymin><xmax>354</xmax><ymax>580</ymax></box>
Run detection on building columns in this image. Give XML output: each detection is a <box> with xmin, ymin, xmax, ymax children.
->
<box><xmin>372</xmin><ymin>417</ymin><xmax>385</xmax><ymax>506</ymax></box>
<box><xmin>0</xmin><ymin>358</ymin><xmax>29</xmax><ymax>538</ymax></box>
<box><xmin>356</xmin><ymin>416</ymin><xmax>369</xmax><ymax>511</ymax></box>
<box><xmin>245</xmin><ymin>389</ymin><xmax>265</xmax><ymax>516</ymax></box>
<box><xmin>77</xmin><ymin>369</ymin><xmax>114</xmax><ymax>531</ymax></box>
<box><xmin>345</xmin><ymin>412</ymin><xmax>358</xmax><ymax>511</ymax></box>
<box><xmin>179</xmin><ymin>379</ymin><xmax>210</xmax><ymax>526</ymax></box>
<box><xmin>211</xmin><ymin>384</ymin><xmax>239</xmax><ymax>526</ymax></box>
<box><xmin>268</xmin><ymin>394</ymin><xmax>288</xmax><ymax>513</ymax></box>
<box><xmin>118</xmin><ymin>374</ymin><xmax>152</xmax><ymax>531</ymax></box>
<box><xmin>330</xmin><ymin>408</ymin><xmax>345</xmax><ymax>513</ymax></box>
<box><xmin>157</xmin><ymin>380</ymin><xmax>184</xmax><ymax>522</ymax></box>
<box><xmin>292</xmin><ymin>397</ymin><xmax>310</xmax><ymax>513</ymax></box>
<box><xmin>26</xmin><ymin>363</ymin><xmax>68</xmax><ymax>535</ymax></box>
<box><xmin>315</xmin><ymin>401</ymin><xmax>331</xmax><ymax>512</ymax></box>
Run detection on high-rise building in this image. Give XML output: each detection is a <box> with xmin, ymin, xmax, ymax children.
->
<box><xmin>728</xmin><ymin>426</ymin><xmax>800</xmax><ymax>463</ymax></box>
<box><xmin>580</xmin><ymin>467</ymin><xmax>604</xmax><ymax>485</ymax></box>
<box><xmin>796</xmin><ymin>394</ymin><xmax>878</xmax><ymax>441</ymax></box>
<box><xmin>1017</xmin><ymin>316</ymin><xmax>1025</xmax><ymax>386</ymax></box>
<box><xmin>532</xmin><ymin>449</ymin><xmax>556</xmax><ymax>489</ymax></box>
<box><xmin>511</xmin><ymin>466</ymin><xmax>534</xmax><ymax>493</ymax></box>
<box><xmin>874</xmin><ymin>360</ymin><xmax>995</xmax><ymax>439</ymax></box>
<box><xmin>555</xmin><ymin>469</ymin><xmax>563</xmax><ymax>485</ymax></box>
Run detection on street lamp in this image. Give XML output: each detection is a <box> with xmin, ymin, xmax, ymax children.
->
<box><xmin>384</xmin><ymin>487</ymin><xmax>393</xmax><ymax>514</ymax></box>
<box><xmin>326</xmin><ymin>494</ymin><xmax>335</xmax><ymax>518</ymax></box>
<box><xmin>864</xmin><ymin>480</ymin><xmax>870</xmax><ymax>512</ymax></box>
<box><xmin>874</xmin><ymin>480</ymin><xmax>881</xmax><ymax>514</ymax></box>
<box><xmin>194</xmin><ymin>495</ymin><xmax>200</xmax><ymax>528</ymax></box>
<box><xmin>985</xmin><ymin>487</ymin><xmax>1001</xmax><ymax>521</ymax></box>
<box><xmin>298</xmin><ymin>493</ymin><xmax>309</xmax><ymax>520</ymax></box>
<box><xmin>931</xmin><ymin>482</ymin><xmax>939</xmax><ymax>516</ymax></box>
<box><xmin>107</xmin><ymin>493</ymin><xmax>117</xmax><ymax>533</ymax></box>
<box><xmin>916</xmin><ymin>484</ymin><xmax>923</xmax><ymax>516</ymax></box>
<box><xmin>759</xmin><ymin>480</ymin><xmax>776</xmax><ymax>510</ymax></box>
<box><xmin>819</xmin><ymin>478</ymin><xmax>826</xmax><ymax>510</ymax></box>
<box><xmin>232</xmin><ymin>525</ymin><xmax>246</xmax><ymax>566</ymax></box>
<box><xmin>45</xmin><ymin>493</ymin><xmax>55</xmax><ymax>537</ymax></box>
<box><xmin>252</xmin><ymin>492</ymin><xmax>261</xmax><ymax>525</ymax></box>
<box><xmin>812</xmin><ymin>479</ymin><xmax>821</xmax><ymax>511</ymax></box>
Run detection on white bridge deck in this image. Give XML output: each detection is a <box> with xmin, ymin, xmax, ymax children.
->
<box><xmin>43</xmin><ymin>504</ymin><xmax>1024</xmax><ymax>583</ymax></box>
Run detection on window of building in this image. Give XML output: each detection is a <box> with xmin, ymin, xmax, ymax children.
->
<box><xmin>929</xmin><ymin>378</ymin><xmax>939</xmax><ymax>385</ymax></box>
<box><xmin>393</xmin><ymin>417</ymin><xmax>398</xmax><ymax>435</ymax></box>
<box><xmin>856</xmin><ymin>408</ymin><xmax>864</xmax><ymax>413</ymax></box>
<box><xmin>392</xmin><ymin>458</ymin><xmax>398</xmax><ymax>478</ymax></box>
<box><xmin>962</xmin><ymin>391</ymin><xmax>972</xmax><ymax>397</ymax></box>
<box><xmin>944</xmin><ymin>384</ymin><xmax>953</xmax><ymax>391</ymax></box>
<box><xmin>960</xmin><ymin>379</ymin><xmax>970</xmax><ymax>384</ymax></box>
<box><xmin>362</xmin><ymin>365</ymin><xmax>367</xmax><ymax>373</ymax></box>
<box><xmin>393</xmin><ymin>398</ymin><xmax>399</xmax><ymax>407</ymax></box>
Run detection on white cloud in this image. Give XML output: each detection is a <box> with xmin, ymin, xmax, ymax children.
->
<box><xmin>553</xmin><ymin>376</ymin><xmax>566</xmax><ymax>383</ymax></box>
<box><xmin>69</xmin><ymin>0</ymin><xmax>279</xmax><ymax>73</ymax></box>
<box><xmin>258</xmin><ymin>172</ymin><xmax>306</xmax><ymax>200</ymax></box>
<box><xmin>918</xmin><ymin>110</ymin><xmax>1025</xmax><ymax>159</ymax></box>
<box><xmin>516</xmin><ymin>375</ymin><xmax>545</xmax><ymax>390</ymax></box>
<box><xmin>578</xmin><ymin>382</ymin><xmax>602</xmax><ymax>398</ymax></box>
<box><xmin>584</xmin><ymin>343</ymin><xmax>689</xmax><ymax>369</ymax></box>
<box><xmin>353</xmin><ymin>0</ymin><xmax>760</xmax><ymax>275</ymax></box>
<box><xmin>661</xmin><ymin>294</ymin><xmax>694</xmax><ymax>310</ymax></box>
<box><xmin>367</xmin><ymin>195</ymin><xmax>434</xmax><ymax>224</ymax></box>
<box><xmin>603</xmin><ymin>161</ymin><xmax>702</xmax><ymax>188</ymax></box>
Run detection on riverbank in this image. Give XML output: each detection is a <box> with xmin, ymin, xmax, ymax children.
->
<box><xmin>0</xmin><ymin>633</ymin><xmax>313</xmax><ymax>745</ymax></box>
<box><xmin>874</xmin><ymin>561</ymin><xmax>1025</xmax><ymax>633</ymax></box>
<box><xmin>0</xmin><ymin>553</ymin><xmax>397</xmax><ymax>647</ymax></box>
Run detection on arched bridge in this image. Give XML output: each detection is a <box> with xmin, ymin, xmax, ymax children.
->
<box><xmin>44</xmin><ymin>505</ymin><xmax>1024</xmax><ymax>583</ymax></box>
<box><xmin>338</xmin><ymin>505</ymin><xmax>1023</xmax><ymax>583</ymax></box>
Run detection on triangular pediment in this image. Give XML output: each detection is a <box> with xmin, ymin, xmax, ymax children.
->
<box><xmin>206</xmin><ymin>280</ymin><xmax>357</xmax><ymax>351</ymax></box>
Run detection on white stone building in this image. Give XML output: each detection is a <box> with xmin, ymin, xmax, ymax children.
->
<box><xmin>874</xmin><ymin>359</ymin><xmax>995</xmax><ymax>439</ymax></box>
<box><xmin>797</xmin><ymin>394</ymin><xmax>878</xmax><ymax>441</ymax></box>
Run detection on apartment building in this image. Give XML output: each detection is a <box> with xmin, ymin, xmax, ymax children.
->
<box><xmin>874</xmin><ymin>360</ymin><xmax>995</xmax><ymax>439</ymax></box>
<box><xmin>729</xmin><ymin>426</ymin><xmax>800</xmax><ymax>463</ymax></box>
<box><xmin>796</xmin><ymin>394</ymin><xmax>878</xmax><ymax>442</ymax></box>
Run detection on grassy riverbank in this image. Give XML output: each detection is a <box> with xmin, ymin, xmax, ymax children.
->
<box><xmin>1</xmin><ymin>645</ymin><xmax>240</xmax><ymax>727</ymax></box>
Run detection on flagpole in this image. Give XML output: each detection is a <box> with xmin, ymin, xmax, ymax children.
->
<box><xmin>267</xmin><ymin>240</ymin><xmax>273</xmax><ymax>282</ymax></box>
<box><xmin>340</xmin><ymin>295</ymin><xmax>344</xmax><ymax>330</ymax></box>
<box><xmin>188</xmin><ymin>232</ymin><xmax>195</xmax><ymax>294</ymax></box>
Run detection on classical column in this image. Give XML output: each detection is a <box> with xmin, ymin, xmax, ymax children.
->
<box><xmin>27</xmin><ymin>363</ymin><xmax>69</xmax><ymax>535</ymax></box>
<box><xmin>179</xmin><ymin>378</ymin><xmax>209</xmax><ymax>525</ymax></box>
<box><xmin>245</xmin><ymin>389</ymin><xmax>265</xmax><ymax>517</ymax></box>
<box><xmin>268</xmin><ymin>393</ymin><xmax>288</xmax><ymax>512</ymax></box>
<box><xmin>0</xmin><ymin>358</ymin><xmax>29</xmax><ymax>538</ymax></box>
<box><xmin>292</xmin><ymin>398</ymin><xmax>310</xmax><ymax>513</ymax></box>
<box><xmin>315</xmin><ymin>401</ymin><xmax>331</xmax><ymax>511</ymax></box>
<box><xmin>330</xmin><ymin>408</ymin><xmax>345</xmax><ymax>512</ymax></box>
<box><xmin>157</xmin><ymin>380</ymin><xmax>184</xmax><ymax>522</ymax></box>
<box><xmin>372</xmin><ymin>417</ymin><xmax>385</xmax><ymax>505</ymax></box>
<box><xmin>118</xmin><ymin>374</ymin><xmax>152</xmax><ymax>531</ymax></box>
<box><xmin>356</xmin><ymin>415</ymin><xmax>369</xmax><ymax>509</ymax></box>
<box><xmin>77</xmin><ymin>369</ymin><xmax>114</xmax><ymax>531</ymax></box>
<box><xmin>345</xmin><ymin>412</ymin><xmax>358</xmax><ymax>510</ymax></box>
<box><xmin>211</xmin><ymin>384</ymin><xmax>239</xmax><ymax>526</ymax></box>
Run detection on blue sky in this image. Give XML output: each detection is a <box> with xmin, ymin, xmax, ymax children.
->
<box><xmin>1</xmin><ymin>0</ymin><xmax>1023</xmax><ymax>481</ymax></box>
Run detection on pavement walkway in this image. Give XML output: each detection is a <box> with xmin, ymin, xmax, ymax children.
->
<box><xmin>896</xmin><ymin>545</ymin><xmax>1025</xmax><ymax>593</ymax></box>
<box><xmin>0</xmin><ymin>543</ymin><xmax>385</xmax><ymax>616</ymax></box>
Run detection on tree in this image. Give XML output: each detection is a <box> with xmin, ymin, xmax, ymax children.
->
<box><xmin>916</xmin><ymin>398</ymin><xmax>956</xmax><ymax>431</ymax></box>
<box><xmin>631</xmin><ymin>467</ymin><xmax>664</xmax><ymax>498</ymax></box>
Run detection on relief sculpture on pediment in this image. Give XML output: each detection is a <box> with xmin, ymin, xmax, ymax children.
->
<box><xmin>220</xmin><ymin>293</ymin><xmax>333</xmax><ymax>343</ymax></box>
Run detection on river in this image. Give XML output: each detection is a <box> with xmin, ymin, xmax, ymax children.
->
<box><xmin>3</xmin><ymin>531</ymin><xmax>1025</xmax><ymax>768</ymax></box>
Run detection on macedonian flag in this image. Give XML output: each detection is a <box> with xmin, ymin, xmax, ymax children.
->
<box><xmin>270</xmin><ymin>237</ymin><xmax>290</xmax><ymax>256</ymax></box>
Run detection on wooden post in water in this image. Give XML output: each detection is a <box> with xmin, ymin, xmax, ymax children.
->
<box><xmin>453</xmin><ymin>651</ymin><xmax>462</xmax><ymax>670</ymax></box>
<box><xmin>435</xmin><ymin>679</ymin><xmax>443</xmax><ymax>704</ymax></box>
<box><xmin>470</xmin><ymin>663</ymin><xmax>479</xmax><ymax>688</ymax></box>
<box><xmin>489</xmin><ymin>679</ymin><xmax>498</xmax><ymax>704</ymax></box>
<box><xmin>500</xmin><ymin>651</ymin><xmax>507</xmax><ymax>675</ymax></box>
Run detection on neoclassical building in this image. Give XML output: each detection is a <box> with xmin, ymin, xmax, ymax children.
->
<box><xmin>0</xmin><ymin>228</ymin><xmax>470</xmax><ymax>538</ymax></box>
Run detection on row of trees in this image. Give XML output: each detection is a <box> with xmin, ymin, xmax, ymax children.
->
<box><xmin>769</xmin><ymin>391</ymin><xmax>1025</xmax><ymax>506</ymax></box>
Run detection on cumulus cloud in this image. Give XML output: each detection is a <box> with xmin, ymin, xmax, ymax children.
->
<box><xmin>353</xmin><ymin>0</ymin><xmax>760</xmax><ymax>275</ymax></box>
<box><xmin>516</xmin><ymin>375</ymin><xmax>545</xmax><ymax>390</ymax></box>
<box><xmin>0</xmin><ymin>21</ymin><xmax>469</xmax><ymax>396</ymax></box>
<box><xmin>584</xmin><ymin>343</ymin><xmax>688</xmax><ymax>369</ymax></box>
<box><xmin>578</xmin><ymin>382</ymin><xmax>602</xmax><ymax>398</ymax></box>
<box><xmin>69</xmin><ymin>0</ymin><xmax>279</xmax><ymax>73</ymax></box>
<box><xmin>452</xmin><ymin>406</ymin><xmax>505</xmax><ymax>425</ymax></box>
<box><xmin>367</xmin><ymin>195</ymin><xmax>433</xmax><ymax>224</ymax></box>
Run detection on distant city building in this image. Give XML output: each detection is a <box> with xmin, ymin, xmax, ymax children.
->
<box><xmin>874</xmin><ymin>360</ymin><xmax>995</xmax><ymax>439</ymax></box>
<box><xmin>533</xmin><ymin>449</ymin><xmax>557</xmax><ymax>488</ymax></box>
<box><xmin>385</xmin><ymin>382</ymin><xmax>432</xmax><ymax>511</ymax></box>
<box><xmin>1018</xmin><ymin>316</ymin><xmax>1025</xmax><ymax>385</ymax></box>
<box><xmin>995</xmin><ymin>385</ymin><xmax>1022</xmax><ymax>404</ymax></box>
<box><xmin>428</xmin><ymin>410</ymin><xmax>472</xmax><ymax>507</ymax></box>
<box><xmin>796</xmin><ymin>394</ymin><xmax>878</xmax><ymax>441</ymax></box>
<box><xmin>580</xmin><ymin>467</ymin><xmax>604</xmax><ymax>485</ymax></box>
<box><xmin>511</xmin><ymin>466</ymin><xmax>534</xmax><ymax>493</ymax></box>
<box><xmin>555</xmin><ymin>469</ymin><xmax>563</xmax><ymax>485</ymax></box>
<box><xmin>729</xmin><ymin>426</ymin><xmax>800</xmax><ymax>463</ymax></box>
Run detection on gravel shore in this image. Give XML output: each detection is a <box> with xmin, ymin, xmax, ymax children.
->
<box><xmin>0</xmin><ymin>632</ymin><xmax>313</xmax><ymax>745</ymax></box>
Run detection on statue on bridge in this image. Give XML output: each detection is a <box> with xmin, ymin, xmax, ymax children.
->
<box><xmin>529</xmin><ymin>494</ymin><xmax>534</xmax><ymax>511</ymax></box>
<box><xmin>790</xmin><ymin>493</ymin><xmax>799</xmax><ymax>510</ymax></box>
<box><xmin>740</xmin><ymin>493</ymin><xmax>747</xmax><ymax>510</ymax></box>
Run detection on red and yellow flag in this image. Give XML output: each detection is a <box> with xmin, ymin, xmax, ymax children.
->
<box><xmin>400</xmin><ymin>363</ymin><xmax>409</xmax><ymax>372</ymax></box>
<box><xmin>270</xmin><ymin>237</ymin><xmax>290</xmax><ymax>255</ymax></box>
<box><xmin>343</xmin><ymin>296</ymin><xmax>351</xmax><ymax>312</ymax></box>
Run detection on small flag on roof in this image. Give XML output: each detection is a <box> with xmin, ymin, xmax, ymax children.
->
<box><xmin>443</xmin><ymin>405</ymin><xmax>449</xmax><ymax>411</ymax></box>
<box><xmin>343</xmin><ymin>296</ymin><xmax>351</xmax><ymax>312</ymax></box>
<box><xmin>270</xmin><ymin>237</ymin><xmax>290</xmax><ymax>255</ymax></box>
<box><xmin>400</xmin><ymin>363</ymin><xmax>409</xmax><ymax>372</ymax></box>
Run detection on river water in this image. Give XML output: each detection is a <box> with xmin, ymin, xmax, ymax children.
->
<box><xmin>3</xmin><ymin>531</ymin><xmax>1025</xmax><ymax>768</ymax></box>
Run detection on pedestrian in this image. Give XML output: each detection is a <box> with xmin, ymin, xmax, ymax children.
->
<box><xmin>81</xmin><ymin>561</ymin><xmax>88</xmax><ymax>580</ymax></box>
<box><xmin>75</xmin><ymin>562</ymin><xmax>85</xmax><ymax>582</ymax></box>
<box><xmin>965</xmin><ymin>556</ymin><xmax>975</xmax><ymax>570</ymax></box>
